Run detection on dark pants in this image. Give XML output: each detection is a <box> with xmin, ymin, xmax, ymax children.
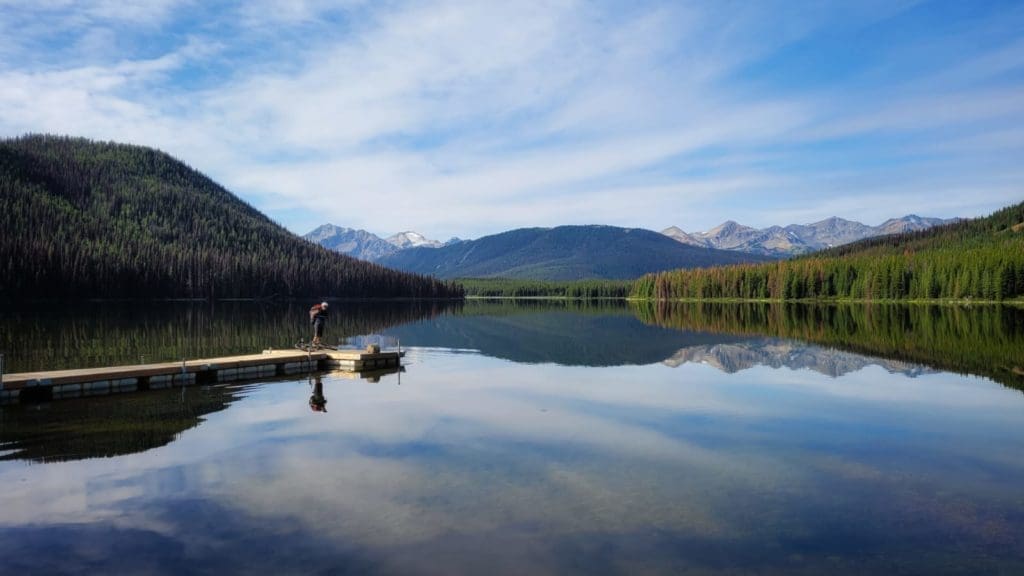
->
<box><xmin>313</xmin><ymin>318</ymin><xmax>325</xmax><ymax>339</ymax></box>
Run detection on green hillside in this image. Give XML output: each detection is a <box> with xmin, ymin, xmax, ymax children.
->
<box><xmin>376</xmin><ymin>225</ymin><xmax>770</xmax><ymax>281</ymax></box>
<box><xmin>0</xmin><ymin>135</ymin><xmax>463</xmax><ymax>299</ymax></box>
<box><xmin>633</xmin><ymin>200</ymin><xmax>1024</xmax><ymax>301</ymax></box>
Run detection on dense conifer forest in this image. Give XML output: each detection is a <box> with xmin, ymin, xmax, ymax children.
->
<box><xmin>0</xmin><ymin>135</ymin><xmax>463</xmax><ymax>300</ymax></box>
<box><xmin>632</xmin><ymin>200</ymin><xmax>1024</xmax><ymax>301</ymax></box>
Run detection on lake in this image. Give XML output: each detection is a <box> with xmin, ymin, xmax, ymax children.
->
<box><xmin>1</xmin><ymin>300</ymin><xmax>1023</xmax><ymax>575</ymax></box>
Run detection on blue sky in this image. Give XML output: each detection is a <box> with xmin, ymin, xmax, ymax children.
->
<box><xmin>1</xmin><ymin>0</ymin><xmax>1022</xmax><ymax>239</ymax></box>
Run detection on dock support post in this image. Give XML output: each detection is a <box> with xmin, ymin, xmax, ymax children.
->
<box><xmin>1</xmin><ymin>353</ymin><xmax>4</xmax><ymax>391</ymax></box>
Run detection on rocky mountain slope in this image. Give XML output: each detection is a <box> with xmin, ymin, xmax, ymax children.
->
<box><xmin>662</xmin><ymin>215</ymin><xmax>955</xmax><ymax>256</ymax></box>
<box><xmin>303</xmin><ymin>226</ymin><xmax>446</xmax><ymax>260</ymax></box>
<box><xmin>304</xmin><ymin>225</ymin><xmax>399</xmax><ymax>261</ymax></box>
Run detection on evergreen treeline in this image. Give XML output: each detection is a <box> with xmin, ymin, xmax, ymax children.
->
<box><xmin>459</xmin><ymin>278</ymin><xmax>632</xmax><ymax>298</ymax></box>
<box><xmin>632</xmin><ymin>301</ymin><xmax>1024</xmax><ymax>392</ymax></box>
<box><xmin>632</xmin><ymin>201</ymin><xmax>1024</xmax><ymax>301</ymax></box>
<box><xmin>0</xmin><ymin>135</ymin><xmax>464</xmax><ymax>299</ymax></box>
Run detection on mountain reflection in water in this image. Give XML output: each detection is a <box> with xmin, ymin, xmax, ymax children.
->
<box><xmin>662</xmin><ymin>339</ymin><xmax>937</xmax><ymax>378</ymax></box>
<box><xmin>376</xmin><ymin>300</ymin><xmax>1024</xmax><ymax>390</ymax></box>
<box><xmin>382</xmin><ymin>301</ymin><xmax>752</xmax><ymax>367</ymax></box>
<box><xmin>2</xmin><ymin>300</ymin><xmax>1024</xmax><ymax>575</ymax></box>
<box><xmin>632</xmin><ymin>301</ymin><xmax>1024</xmax><ymax>391</ymax></box>
<box><xmin>2</xmin><ymin>300</ymin><xmax>1020</xmax><ymax>389</ymax></box>
<box><xmin>1</xmin><ymin>300</ymin><xmax>1022</xmax><ymax>465</ymax></box>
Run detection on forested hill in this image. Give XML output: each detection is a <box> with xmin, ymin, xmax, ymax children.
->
<box><xmin>633</xmin><ymin>200</ymin><xmax>1024</xmax><ymax>301</ymax></box>
<box><xmin>0</xmin><ymin>135</ymin><xmax>463</xmax><ymax>299</ymax></box>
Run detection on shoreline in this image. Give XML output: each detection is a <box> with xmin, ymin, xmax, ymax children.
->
<box><xmin>1</xmin><ymin>297</ymin><xmax>467</xmax><ymax>304</ymax></box>
<box><xmin>4</xmin><ymin>295</ymin><xmax>1022</xmax><ymax>306</ymax></box>
<box><xmin>625</xmin><ymin>297</ymin><xmax>1024</xmax><ymax>306</ymax></box>
<box><xmin>465</xmin><ymin>295</ymin><xmax>1024</xmax><ymax>306</ymax></box>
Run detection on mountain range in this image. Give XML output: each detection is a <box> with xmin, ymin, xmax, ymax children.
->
<box><xmin>304</xmin><ymin>225</ymin><xmax>457</xmax><ymax>261</ymax></box>
<box><xmin>662</xmin><ymin>215</ymin><xmax>956</xmax><ymax>256</ymax></box>
<box><xmin>304</xmin><ymin>214</ymin><xmax>955</xmax><ymax>281</ymax></box>
<box><xmin>307</xmin><ymin>215</ymin><xmax>955</xmax><ymax>272</ymax></box>
<box><xmin>373</xmin><ymin>225</ymin><xmax>768</xmax><ymax>280</ymax></box>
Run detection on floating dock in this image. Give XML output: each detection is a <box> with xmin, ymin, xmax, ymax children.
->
<box><xmin>0</xmin><ymin>348</ymin><xmax>403</xmax><ymax>404</ymax></box>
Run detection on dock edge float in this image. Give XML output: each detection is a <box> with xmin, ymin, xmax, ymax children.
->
<box><xmin>0</xmin><ymin>348</ymin><xmax>403</xmax><ymax>404</ymax></box>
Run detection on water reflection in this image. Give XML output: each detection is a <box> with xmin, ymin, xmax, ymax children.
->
<box><xmin>0</xmin><ymin>382</ymin><xmax>243</xmax><ymax>463</ymax></box>
<box><xmin>3</xmin><ymin>299</ymin><xmax>1020</xmax><ymax>390</ymax></box>
<box><xmin>1</xmin><ymin>358</ymin><xmax>1022</xmax><ymax>574</ymax></box>
<box><xmin>384</xmin><ymin>299</ymin><xmax>753</xmax><ymax>366</ymax></box>
<box><xmin>1</xmin><ymin>302</ymin><xmax>1024</xmax><ymax>573</ymax></box>
<box><xmin>374</xmin><ymin>299</ymin><xmax>1024</xmax><ymax>390</ymax></box>
<box><xmin>0</xmin><ymin>300</ymin><xmax>457</xmax><ymax>372</ymax></box>
<box><xmin>0</xmin><ymin>369</ymin><xmax>407</xmax><ymax>463</ymax></box>
<box><xmin>309</xmin><ymin>375</ymin><xmax>327</xmax><ymax>413</ymax></box>
<box><xmin>3</xmin><ymin>301</ymin><xmax>1022</xmax><ymax>465</ymax></box>
<box><xmin>663</xmin><ymin>338</ymin><xmax>937</xmax><ymax>378</ymax></box>
<box><xmin>633</xmin><ymin>301</ymin><xmax>1024</xmax><ymax>391</ymax></box>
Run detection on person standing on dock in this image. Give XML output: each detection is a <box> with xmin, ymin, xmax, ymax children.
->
<box><xmin>309</xmin><ymin>301</ymin><xmax>328</xmax><ymax>347</ymax></box>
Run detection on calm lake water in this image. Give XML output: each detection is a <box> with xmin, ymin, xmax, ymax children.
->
<box><xmin>1</xmin><ymin>300</ymin><xmax>1023</xmax><ymax>575</ymax></box>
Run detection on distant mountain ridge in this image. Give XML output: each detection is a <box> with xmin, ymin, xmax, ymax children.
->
<box><xmin>305</xmin><ymin>224</ymin><xmax>399</xmax><ymax>261</ymax></box>
<box><xmin>662</xmin><ymin>215</ymin><xmax>956</xmax><ymax>256</ymax></box>
<box><xmin>374</xmin><ymin>225</ymin><xmax>769</xmax><ymax>280</ymax></box>
<box><xmin>308</xmin><ymin>214</ymin><xmax>956</xmax><ymax>265</ymax></box>
<box><xmin>303</xmin><ymin>226</ymin><xmax>446</xmax><ymax>260</ymax></box>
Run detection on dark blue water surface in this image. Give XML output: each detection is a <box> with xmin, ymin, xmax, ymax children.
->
<box><xmin>1</xmin><ymin>301</ymin><xmax>1023</xmax><ymax>575</ymax></box>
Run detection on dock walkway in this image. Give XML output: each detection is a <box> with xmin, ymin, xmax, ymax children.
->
<box><xmin>0</xmin><ymin>348</ymin><xmax>402</xmax><ymax>403</ymax></box>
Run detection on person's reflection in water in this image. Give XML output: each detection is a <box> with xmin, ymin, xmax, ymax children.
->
<box><xmin>309</xmin><ymin>375</ymin><xmax>327</xmax><ymax>413</ymax></box>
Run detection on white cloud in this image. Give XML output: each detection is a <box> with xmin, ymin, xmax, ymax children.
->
<box><xmin>0</xmin><ymin>0</ymin><xmax>187</xmax><ymax>25</ymax></box>
<box><xmin>0</xmin><ymin>0</ymin><xmax>1021</xmax><ymax>236</ymax></box>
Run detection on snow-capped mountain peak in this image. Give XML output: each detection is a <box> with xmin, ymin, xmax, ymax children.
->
<box><xmin>385</xmin><ymin>231</ymin><xmax>443</xmax><ymax>249</ymax></box>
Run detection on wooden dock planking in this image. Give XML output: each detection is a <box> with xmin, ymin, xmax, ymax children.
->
<box><xmin>3</xmin><ymin>350</ymin><xmax>304</xmax><ymax>389</ymax></box>
<box><xmin>0</xmin><ymin>348</ymin><xmax>404</xmax><ymax>403</ymax></box>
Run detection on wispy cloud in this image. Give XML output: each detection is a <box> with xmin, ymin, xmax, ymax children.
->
<box><xmin>0</xmin><ymin>0</ymin><xmax>1021</xmax><ymax>238</ymax></box>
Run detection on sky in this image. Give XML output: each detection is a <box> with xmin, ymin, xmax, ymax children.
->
<box><xmin>1</xmin><ymin>0</ymin><xmax>1022</xmax><ymax>240</ymax></box>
